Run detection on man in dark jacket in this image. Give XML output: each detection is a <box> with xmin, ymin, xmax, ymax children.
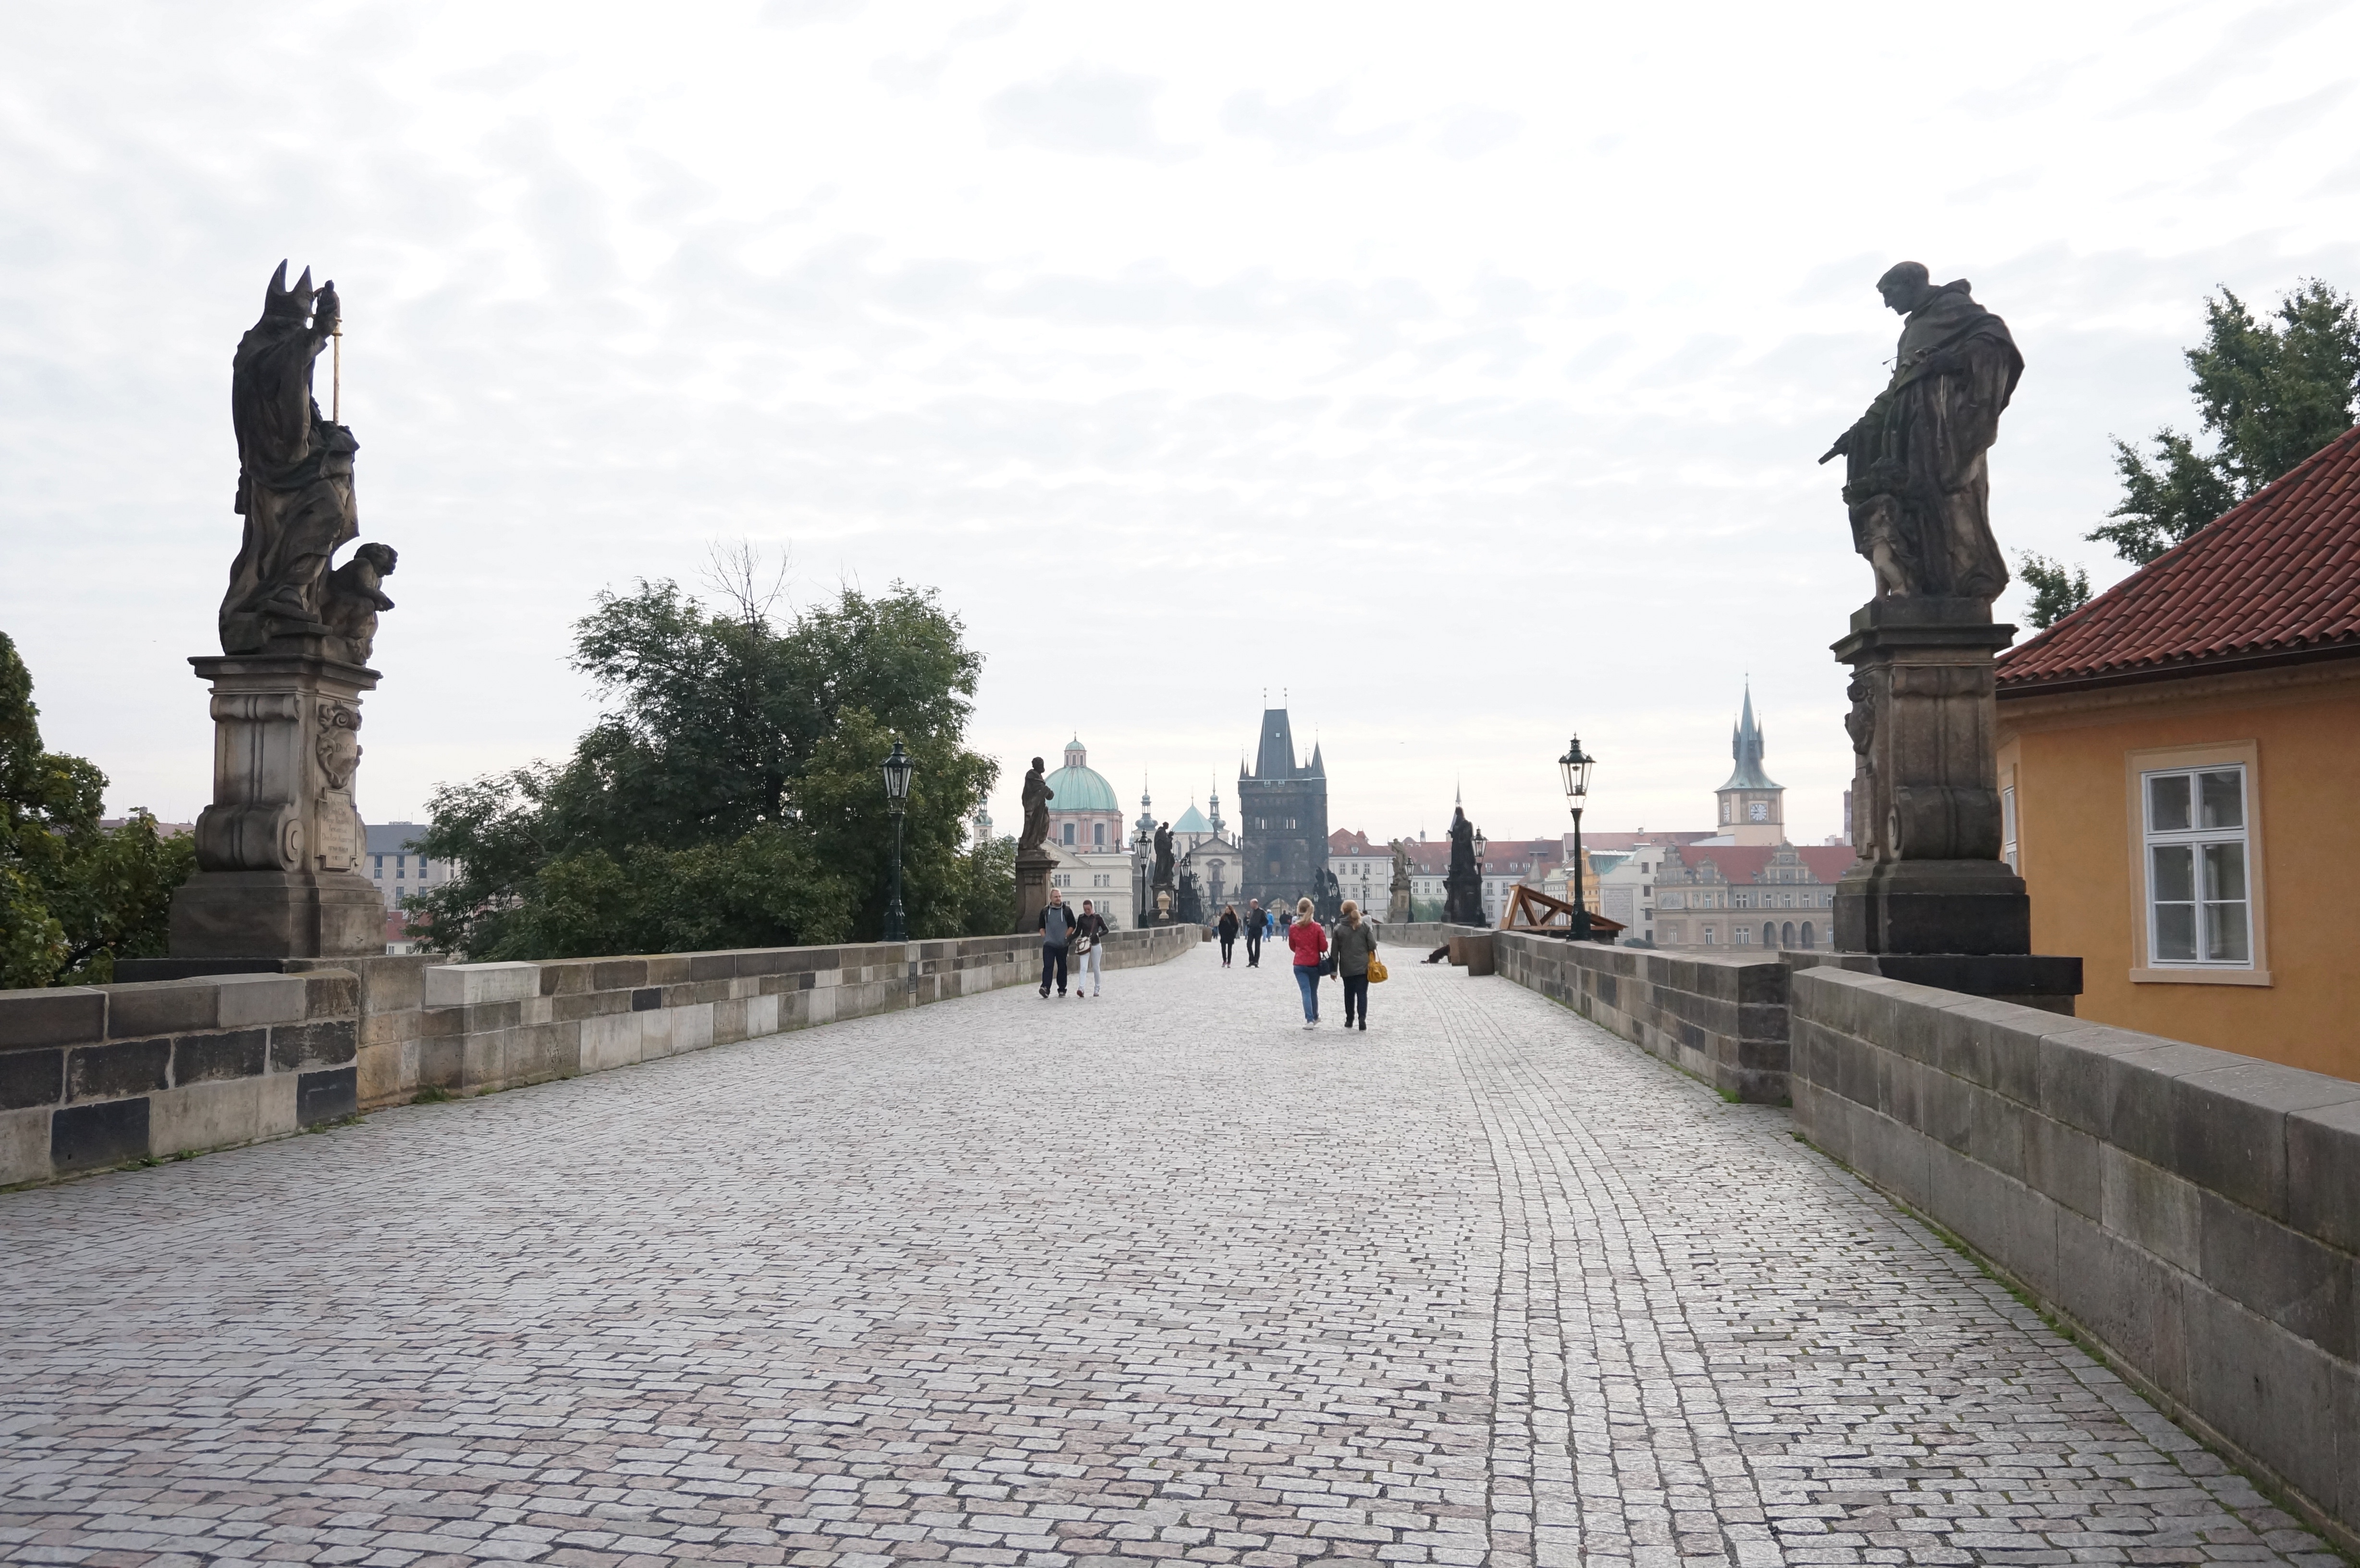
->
<box><xmin>1039</xmin><ymin>888</ymin><xmax>1076</xmax><ymax>998</ymax></box>
<box><xmin>1244</xmin><ymin>900</ymin><xmax>1264</xmax><ymax>967</ymax></box>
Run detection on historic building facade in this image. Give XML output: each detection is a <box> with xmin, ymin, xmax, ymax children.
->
<box><xmin>1238</xmin><ymin>706</ymin><xmax>1329</xmax><ymax>911</ymax></box>
<box><xmin>1043</xmin><ymin>738</ymin><xmax>1125</xmax><ymax>853</ymax></box>
<box><xmin>1172</xmin><ymin>789</ymin><xmax>1246</xmax><ymax>914</ymax></box>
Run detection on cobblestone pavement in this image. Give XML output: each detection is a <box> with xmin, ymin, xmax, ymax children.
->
<box><xmin>2</xmin><ymin>945</ymin><xmax>2336</xmax><ymax>1568</ymax></box>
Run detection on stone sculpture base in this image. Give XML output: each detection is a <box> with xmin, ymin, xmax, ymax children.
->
<box><xmin>1828</xmin><ymin>596</ymin><xmax>2078</xmax><ymax>1011</ymax></box>
<box><xmin>1832</xmin><ymin>857</ymin><xmax>2028</xmax><ymax>955</ymax></box>
<box><xmin>1013</xmin><ymin>845</ymin><xmax>1056</xmax><ymax>937</ymax></box>
<box><xmin>1832</xmin><ymin>597</ymin><xmax>2026</xmax><ymax>955</ymax></box>
<box><xmin>168</xmin><ymin>640</ymin><xmax>385</xmax><ymax>961</ymax></box>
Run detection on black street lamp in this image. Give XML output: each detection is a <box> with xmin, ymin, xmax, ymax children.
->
<box><xmin>1559</xmin><ymin>735</ymin><xmax>1596</xmax><ymax>941</ymax></box>
<box><xmin>880</xmin><ymin>739</ymin><xmax>914</xmax><ymax>942</ymax></box>
<box><xmin>1473</xmin><ymin>826</ymin><xmax>1486</xmax><ymax>924</ymax></box>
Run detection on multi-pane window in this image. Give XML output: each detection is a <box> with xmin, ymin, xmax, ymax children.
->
<box><xmin>2143</xmin><ymin>766</ymin><xmax>2250</xmax><ymax>967</ymax></box>
<box><xmin>2000</xmin><ymin>785</ymin><xmax>2018</xmax><ymax>871</ymax></box>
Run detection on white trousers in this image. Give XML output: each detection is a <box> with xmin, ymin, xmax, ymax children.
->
<box><xmin>1078</xmin><ymin>944</ymin><xmax>1103</xmax><ymax>992</ymax></box>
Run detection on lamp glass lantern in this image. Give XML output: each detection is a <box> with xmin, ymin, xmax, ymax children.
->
<box><xmin>881</xmin><ymin>740</ymin><xmax>914</xmax><ymax>808</ymax></box>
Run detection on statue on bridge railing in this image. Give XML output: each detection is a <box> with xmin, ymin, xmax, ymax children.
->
<box><xmin>1819</xmin><ymin>262</ymin><xmax>2021</xmax><ymax>603</ymax></box>
<box><xmin>1442</xmin><ymin>807</ymin><xmax>1482</xmax><ymax>926</ymax></box>
<box><xmin>1821</xmin><ymin>262</ymin><xmax>2044</xmax><ymax>967</ymax></box>
<box><xmin>1387</xmin><ymin>838</ymin><xmax>1414</xmax><ymax>924</ymax></box>
<box><xmin>1152</xmin><ymin>821</ymin><xmax>1176</xmax><ymax>889</ymax></box>
<box><xmin>1017</xmin><ymin>757</ymin><xmax>1053</xmax><ymax>854</ymax></box>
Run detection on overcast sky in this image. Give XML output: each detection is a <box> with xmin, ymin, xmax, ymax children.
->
<box><xmin>4</xmin><ymin>0</ymin><xmax>2358</xmax><ymax>847</ymax></box>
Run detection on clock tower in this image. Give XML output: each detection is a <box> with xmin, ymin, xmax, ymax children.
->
<box><xmin>1715</xmin><ymin>684</ymin><xmax>1785</xmax><ymax>845</ymax></box>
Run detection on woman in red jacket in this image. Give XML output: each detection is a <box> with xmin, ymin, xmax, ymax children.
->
<box><xmin>1287</xmin><ymin>895</ymin><xmax>1328</xmax><ymax>1028</ymax></box>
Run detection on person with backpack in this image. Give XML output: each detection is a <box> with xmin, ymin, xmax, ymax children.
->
<box><xmin>1037</xmin><ymin>887</ymin><xmax>1075</xmax><ymax>999</ymax></box>
<box><xmin>1073</xmin><ymin>899</ymin><xmax>1109</xmax><ymax>997</ymax></box>
<box><xmin>1216</xmin><ymin>905</ymin><xmax>1241</xmax><ymax>967</ymax></box>
<box><xmin>1330</xmin><ymin>899</ymin><xmax>1379</xmax><ymax>1031</ymax></box>
<box><xmin>1287</xmin><ymin>895</ymin><xmax>1328</xmax><ymax>1027</ymax></box>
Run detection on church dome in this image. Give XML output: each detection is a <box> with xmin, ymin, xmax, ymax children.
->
<box><xmin>1171</xmin><ymin>802</ymin><xmax>1211</xmax><ymax>834</ymax></box>
<box><xmin>1045</xmin><ymin>737</ymin><xmax>1119</xmax><ymax>813</ymax></box>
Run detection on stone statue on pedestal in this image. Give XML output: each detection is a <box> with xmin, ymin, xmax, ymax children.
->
<box><xmin>1819</xmin><ymin>263</ymin><xmax>2079</xmax><ymax>1005</ymax></box>
<box><xmin>1153</xmin><ymin>821</ymin><xmax>1176</xmax><ymax>891</ymax></box>
<box><xmin>1442</xmin><ymin>807</ymin><xmax>1482</xmax><ymax>927</ymax></box>
<box><xmin>1013</xmin><ymin>756</ymin><xmax>1057</xmax><ymax>935</ymax></box>
<box><xmin>161</xmin><ymin>264</ymin><xmax>404</xmax><ymax>965</ymax></box>
<box><xmin>1387</xmin><ymin>838</ymin><xmax>1413</xmax><ymax>924</ymax></box>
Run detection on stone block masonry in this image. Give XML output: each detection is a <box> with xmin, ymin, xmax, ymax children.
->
<box><xmin>1489</xmin><ymin>930</ymin><xmax>1794</xmax><ymax>1103</ymax></box>
<box><xmin>0</xmin><ymin>923</ymin><xmax>1199</xmax><ymax>1186</ymax></box>
<box><xmin>1791</xmin><ymin>965</ymin><xmax>2360</xmax><ymax>1554</ymax></box>
<box><xmin>0</xmin><ymin>970</ymin><xmax>361</xmax><ymax>1187</ymax></box>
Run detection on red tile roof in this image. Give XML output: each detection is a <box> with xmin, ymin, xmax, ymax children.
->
<box><xmin>1997</xmin><ymin>423</ymin><xmax>2360</xmax><ymax>691</ymax></box>
<box><xmin>1661</xmin><ymin>844</ymin><xmax>1856</xmax><ymax>884</ymax></box>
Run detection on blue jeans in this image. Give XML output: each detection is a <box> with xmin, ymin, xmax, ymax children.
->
<box><xmin>1293</xmin><ymin>964</ymin><xmax>1321</xmax><ymax>1020</ymax></box>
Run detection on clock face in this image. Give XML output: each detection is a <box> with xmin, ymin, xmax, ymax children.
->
<box><xmin>1749</xmin><ymin>802</ymin><xmax>1769</xmax><ymax>821</ymax></box>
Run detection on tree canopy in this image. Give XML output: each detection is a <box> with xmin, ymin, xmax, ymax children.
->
<box><xmin>413</xmin><ymin>572</ymin><xmax>1011</xmax><ymax>960</ymax></box>
<box><xmin>0</xmin><ymin>631</ymin><xmax>195</xmax><ymax>987</ymax></box>
<box><xmin>2095</xmin><ymin>279</ymin><xmax>2360</xmax><ymax>566</ymax></box>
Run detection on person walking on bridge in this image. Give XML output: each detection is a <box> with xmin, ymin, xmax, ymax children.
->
<box><xmin>1216</xmin><ymin>904</ymin><xmax>1240</xmax><ymax>967</ymax></box>
<box><xmin>1073</xmin><ymin>899</ymin><xmax>1109</xmax><ymax>997</ymax></box>
<box><xmin>1331</xmin><ymin>899</ymin><xmax>1378</xmax><ymax>1032</ymax></box>
<box><xmin>1287</xmin><ymin>896</ymin><xmax>1328</xmax><ymax>1028</ymax></box>
<box><xmin>1243</xmin><ymin>899</ymin><xmax>1265</xmax><ymax>967</ymax></box>
<box><xmin>1037</xmin><ymin>887</ymin><xmax>1075</xmax><ymax>999</ymax></box>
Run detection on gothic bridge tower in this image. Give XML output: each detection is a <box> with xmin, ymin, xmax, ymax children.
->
<box><xmin>1238</xmin><ymin>705</ymin><xmax>1328</xmax><ymax>910</ymax></box>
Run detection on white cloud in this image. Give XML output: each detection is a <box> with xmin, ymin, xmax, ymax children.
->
<box><xmin>0</xmin><ymin>0</ymin><xmax>2357</xmax><ymax>854</ymax></box>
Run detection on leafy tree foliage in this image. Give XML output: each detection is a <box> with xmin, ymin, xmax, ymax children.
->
<box><xmin>0</xmin><ymin>632</ymin><xmax>195</xmax><ymax>986</ymax></box>
<box><xmin>2095</xmin><ymin>280</ymin><xmax>2360</xmax><ymax>564</ymax></box>
<box><xmin>2015</xmin><ymin>551</ymin><xmax>2092</xmax><ymax>630</ymax></box>
<box><xmin>414</xmin><ymin>573</ymin><xmax>1008</xmax><ymax>959</ymax></box>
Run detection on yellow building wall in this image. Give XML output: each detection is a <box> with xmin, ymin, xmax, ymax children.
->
<box><xmin>1998</xmin><ymin>664</ymin><xmax>2360</xmax><ymax>1081</ymax></box>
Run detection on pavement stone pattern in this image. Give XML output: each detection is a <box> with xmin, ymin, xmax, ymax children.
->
<box><xmin>0</xmin><ymin>943</ymin><xmax>2336</xmax><ymax>1568</ymax></box>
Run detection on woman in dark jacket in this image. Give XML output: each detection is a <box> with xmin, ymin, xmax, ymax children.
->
<box><xmin>1216</xmin><ymin>905</ymin><xmax>1240</xmax><ymax>967</ymax></box>
<box><xmin>1330</xmin><ymin>900</ymin><xmax>1379</xmax><ymax>1031</ymax></box>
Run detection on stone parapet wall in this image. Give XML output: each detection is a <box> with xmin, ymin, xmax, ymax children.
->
<box><xmin>1791</xmin><ymin>966</ymin><xmax>2360</xmax><ymax>1549</ymax></box>
<box><xmin>1</xmin><ymin>924</ymin><xmax>1200</xmax><ymax>1186</ymax></box>
<box><xmin>1491</xmin><ymin>932</ymin><xmax>1793</xmax><ymax>1103</ymax></box>
<box><xmin>396</xmin><ymin>924</ymin><xmax>1197</xmax><ymax>1103</ymax></box>
<box><xmin>0</xmin><ymin>971</ymin><xmax>363</xmax><ymax>1187</ymax></box>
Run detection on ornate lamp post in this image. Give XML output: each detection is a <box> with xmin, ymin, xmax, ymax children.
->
<box><xmin>880</xmin><ymin>739</ymin><xmax>914</xmax><ymax>942</ymax></box>
<box><xmin>1558</xmin><ymin>735</ymin><xmax>1596</xmax><ymax>941</ymax></box>
<box><xmin>1473</xmin><ymin>826</ymin><xmax>1487</xmax><ymax>925</ymax></box>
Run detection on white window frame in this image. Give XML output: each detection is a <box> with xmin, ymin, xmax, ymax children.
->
<box><xmin>2000</xmin><ymin>783</ymin><xmax>2018</xmax><ymax>871</ymax></box>
<box><xmin>2125</xmin><ymin>743</ymin><xmax>2270</xmax><ymax>987</ymax></box>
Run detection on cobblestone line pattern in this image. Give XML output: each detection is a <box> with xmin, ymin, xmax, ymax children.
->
<box><xmin>0</xmin><ymin>948</ymin><xmax>2332</xmax><ymax>1567</ymax></box>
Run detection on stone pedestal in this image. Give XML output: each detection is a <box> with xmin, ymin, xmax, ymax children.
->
<box><xmin>1830</xmin><ymin>597</ymin><xmax>2078</xmax><ymax>1009</ymax></box>
<box><xmin>1832</xmin><ymin>598</ymin><xmax>2026</xmax><ymax>954</ymax></box>
<box><xmin>169</xmin><ymin>637</ymin><xmax>385</xmax><ymax>960</ymax></box>
<box><xmin>1014</xmin><ymin>845</ymin><xmax>1056</xmax><ymax>937</ymax></box>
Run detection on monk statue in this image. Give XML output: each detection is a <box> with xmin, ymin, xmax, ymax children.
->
<box><xmin>220</xmin><ymin>262</ymin><xmax>364</xmax><ymax>653</ymax></box>
<box><xmin>1820</xmin><ymin>262</ymin><xmax>2023</xmax><ymax>603</ymax></box>
<box><xmin>1153</xmin><ymin>821</ymin><xmax>1176</xmax><ymax>888</ymax></box>
<box><xmin>1017</xmin><ymin>757</ymin><xmax>1053</xmax><ymax>853</ymax></box>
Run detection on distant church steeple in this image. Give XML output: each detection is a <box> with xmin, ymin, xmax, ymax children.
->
<box><xmin>1715</xmin><ymin>681</ymin><xmax>1785</xmax><ymax>845</ymax></box>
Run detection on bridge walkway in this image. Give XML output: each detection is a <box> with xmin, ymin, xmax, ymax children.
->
<box><xmin>0</xmin><ymin>942</ymin><xmax>2332</xmax><ymax>1566</ymax></box>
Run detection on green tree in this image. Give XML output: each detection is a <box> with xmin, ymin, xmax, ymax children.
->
<box><xmin>2095</xmin><ymin>280</ymin><xmax>2360</xmax><ymax>565</ymax></box>
<box><xmin>2014</xmin><ymin>551</ymin><xmax>2092</xmax><ymax>630</ymax></box>
<box><xmin>413</xmin><ymin>569</ymin><xmax>1006</xmax><ymax>959</ymax></box>
<box><xmin>0</xmin><ymin>632</ymin><xmax>196</xmax><ymax>986</ymax></box>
